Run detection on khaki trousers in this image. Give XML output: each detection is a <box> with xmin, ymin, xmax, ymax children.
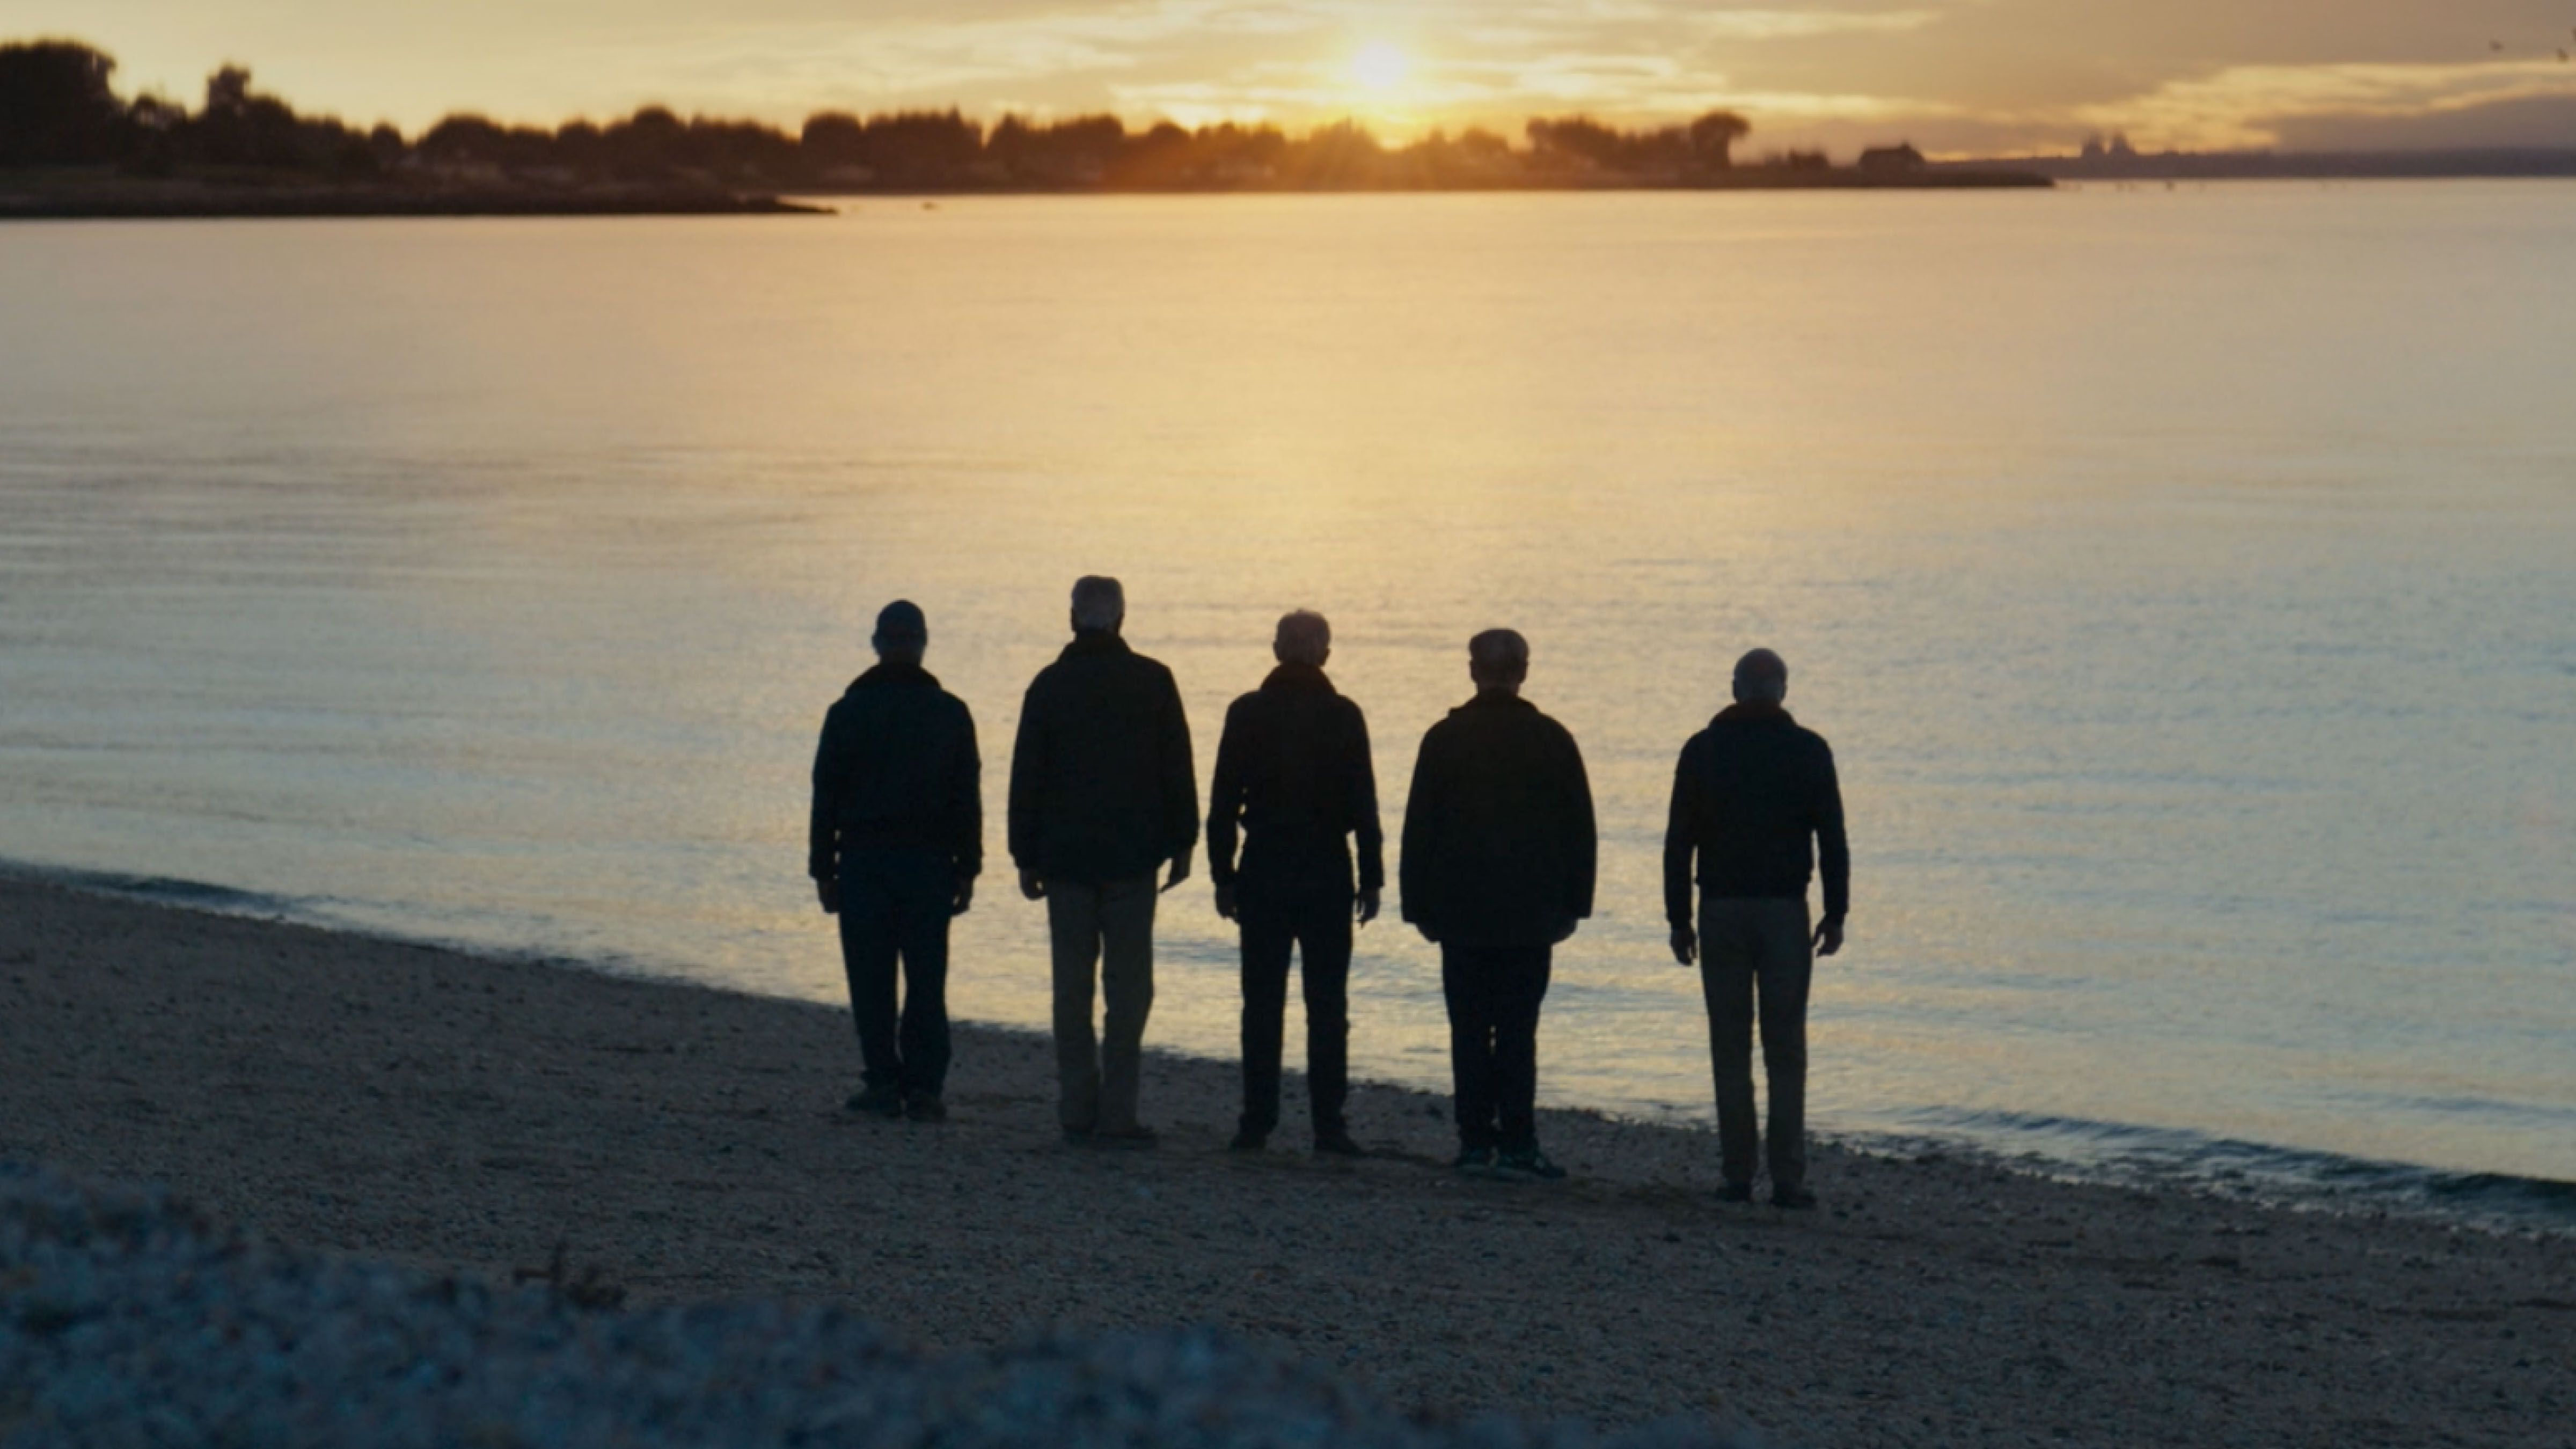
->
<box><xmin>1698</xmin><ymin>897</ymin><xmax>1813</xmax><ymax>1191</ymax></box>
<box><xmin>1046</xmin><ymin>873</ymin><xmax>1159</xmax><ymax>1132</ymax></box>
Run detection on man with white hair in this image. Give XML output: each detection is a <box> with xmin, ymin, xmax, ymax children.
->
<box><xmin>1009</xmin><ymin>575</ymin><xmax>1198</xmax><ymax>1148</ymax></box>
<box><xmin>1664</xmin><ymin>647</ymin><xmax>1849</xmax><ymax>1210</ymax></box>
<box><xmin>1206</xmin><ymin>609</ymin><xmax>1383</xmax><ymax>1158</ymax></box>
<box><xmin>1400</xmin><ymin>628</ymin><xmax>1596</xmax><ymax>1181</ymax></box>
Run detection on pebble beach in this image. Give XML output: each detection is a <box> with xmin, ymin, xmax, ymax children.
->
<box><xmin>2</xmin><ymin>876</ymin><xmax>2568</xmax><ymax>1447</ymax></box>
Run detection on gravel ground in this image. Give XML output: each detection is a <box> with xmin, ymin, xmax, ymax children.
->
<box><xmin>0</xmin><ymin>1163</ymin><xmax>1744</xmax><ymax>1448</ymax></box>
<box><xmin>2</xmin><ymin>877</ymin><xmax>2569</xmax><ymax>1448</ymax></box>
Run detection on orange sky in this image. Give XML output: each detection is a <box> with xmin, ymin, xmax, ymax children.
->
<box><xmin>24</xmin><ymin>1</ymin><xmax>2576</xmax><ymax>156</ymax></box>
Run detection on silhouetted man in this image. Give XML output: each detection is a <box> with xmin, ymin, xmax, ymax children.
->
<box><xmin>809</xmin><ymin>599</ymin><xmax>980</xmax><ymax>1123</ymax></box>
<box><xmin>1208</xmin><ymin>610</ymin><xmax>1383</xmax><ymax>1158</ymax></box>
<box><xmin>1401</xmin><ymin>628</ymin><xmax>1596</xmax><ymax>1181</ymax></box>
<box><xmin>1665</xmin><ymin>648</ymin><xmax>1848</xmax><ymax>1210</ymax></box>
<box><xmin>1009</xmin><ymin>576</ymin><xmax>1197</xmax><ymax>1148</ymax></box>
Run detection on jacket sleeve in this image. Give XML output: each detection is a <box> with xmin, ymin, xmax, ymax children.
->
<box><xmin>1158</xmin><ymin>667</ymin><xmax>1200</xmax><ymax>865</ymax></box>
<box><xmin>1814</xmin><ymin>741</ymin><xmax>1849</xmax><ymax>920</ymax></box>
<box><xmin>1205</xmin><ymin>698</ymin><xmax>1247</xmax><ymax>889</ymax></box>
<box><xmin>1006</xmin><ymin>682</ymin><xmax>1047</xmax><ymax>873</ymax></box>
<box><xmin>1663</xmin><ymin>737</ymin><xmax>1700</xmax><ymax>928</ymax></box>
<box><xmin>808</xmin><ymin>708</ymin><xmax>845</xmax><ymax>882</ymax></box>
<box><xmin>1560</xmin><ymin>724</ymin><xmax>1598</xmax><ymax>921</ymax></box>
<box><xmin>950</xmin><ymin>701</ymin><xmax>983</xmax><ymax>879</ymax></box>
<box><xmin>1397</xmin><ymin>728</ymin><xmax>1441</xmax><ymax>930</ymax></box>
<box><xmin>1348</xmin><ymin>704</ymin><xmax>1385</xmax><ymax>894</ymax></box>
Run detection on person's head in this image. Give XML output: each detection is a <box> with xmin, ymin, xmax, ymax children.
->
<box><xmin>872</xmin><ymin>599</ymin><xmax>928</xmax><ymax>664</ymax></box>
<box><xmin>1468</xmin><ymin>628</ymin><xmax>1529</xmax><ymax>694</ymax></box>
<box><xmin>1069</xmin><ymin>575</ymin><xmax>1125</xmax><ymax>636</ymax></box>
<box><xmin>1732</xmin><ymin>647</ymin><xmax>1788</xmax><ymax>705</ymax></box>
<box><xmin>1273</xmin><ymin>610</ymin><xmax>1331</xmax><ymax>668</ymax></box>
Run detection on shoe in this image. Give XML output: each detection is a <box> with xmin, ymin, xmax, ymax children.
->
<box><xmin>1772</xmin><ymin>1185</ymin><xmax>1818</xmax><ymax>1210</ymax></box>
<box><xmin>1453</xmin><ymin>1146</ymin><xmax>1497</xmax><ymax>1176</ymax></box>
<box><xmin>844</xmin><ymin>1085</ymin><xmax>905</xmax><ymax>1118</ymax></box>
<box><xmin>1715</xmin><ymin>1181</ymin><xmax>1755</xmax><ymax>1204</ymax></box>
<box><xmin>1093</xmin><ymin>1125</ymin><xmax>1159</xmax><ymax>1151</ymax></box>
<box><xmin>1060</xmin><ymin>1127</ymin><xmax>1093</xmax><ymax>1146</ymax></box>
<box><xmin>1312</xmin><ymin>1131</ymin><xmax>1365</xmax><ymax>1159</ymax></box>
<box><xmin>1228</xmin><ymin>1130</ymin><xmax>1269</xmax><ymax>1152</ymax></box>
<box><xmin>1495</xmin><ymin>1147</ymin><xmax>1568</xmax><ymax>1182</ymax></box>
<box><xmin>904</xmin><ymin>1095</ymin><xmax>947</xmax><ymax>1124</ymax></box>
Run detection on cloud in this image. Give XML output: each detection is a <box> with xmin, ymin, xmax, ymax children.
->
<box><xmin>2076</xmin><ymin>60</ymin><xmax>2576</xmax><ymax>150</ymax></box>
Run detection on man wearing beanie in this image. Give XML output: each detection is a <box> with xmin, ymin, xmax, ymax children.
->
<box><xmin>809</xmin><ymin>599</ymin><xmax>982</xmax><ymax>1123</ymax></box>
<box><xmin>1664</xmin><ymin>647</ymin><xmax>1849</xmax><ymax>1209</ymax></box>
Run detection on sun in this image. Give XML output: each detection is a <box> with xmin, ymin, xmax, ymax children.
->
<box><xmin>1351</xmin><ymin>42</ymin><xmax>1410</xmax><ymax>93</ymax></box>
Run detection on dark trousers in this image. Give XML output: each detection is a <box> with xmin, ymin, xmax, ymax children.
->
<box><xmin>836</xmin><ymin>847</ymin><xmax>954</xmax><ymax>1097</ymax></box>
<box><xmin>1698</xmin><ymin>897</ymin><xmax>1813</xmax><ymax>1191</ymax></box>
<box><xmin>1439</xmin><ymin>942</ymin><xmax>1552</xmax><ymax>1152</ymax></box>
<box><xmin>1236</xmin><ymin>886</ymin><xmax>1353</xmax><ymax>1138</ymax></box>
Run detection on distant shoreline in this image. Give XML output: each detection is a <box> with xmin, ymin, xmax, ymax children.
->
<box><xmin>0</xmin><ymin>165</ymin><xmax>2051</xmax><ymax>220</ymax></box>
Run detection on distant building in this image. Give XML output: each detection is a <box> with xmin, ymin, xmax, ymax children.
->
<box><xmin>1856</xmin><ymin>143</ymin><xmax>1926</xmax><ymax>174</ymax></box>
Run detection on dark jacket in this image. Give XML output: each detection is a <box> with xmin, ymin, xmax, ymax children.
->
<box><xmin>1399</xmin><ymin>692</ymin><xmax>1596</xmax><ymax>946</ymax></box>
<box><xmin>1008</xmin><ymin>632</ymin><xmax>1198</xmax><ymax>883</ymax></box>
<box><xmin>808</xmin><ymin>662</ymin><xmax>982</xmax><ymax>881</ymax></box>
<box><xmin>1206</xmin><ymin>663</ymin><xmax>1384</xmax><ymax>899</ymax></box>
<box><xmin>1663</xmin><ymin>702</ymin><xmax>1848</xmax><ymax>926</ymax></box>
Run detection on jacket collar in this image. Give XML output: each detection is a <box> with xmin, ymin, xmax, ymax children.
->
<box><xmin>1261</xmin><ymin>662</ymin><xmax>1336</xmax><ymax>695</ymax></box>
<box><xmin>851</xmin><ymin>660</ymin><xmax>939</xmax><ymax>691</ymax></box>
<box><xmin>1062</xmin><ymin>631</ymin><xmax>1131</xmax><ymax>661</ymax></box>
<box><xmin>1714</xmin><ymin>700</ymin><xmax>1795</xmax><ymax>727</ymax></box>
<box><xmin>1458</xmin><ymin>689</ymin><xmax>1537</xmax><ymax>716</ymax></box>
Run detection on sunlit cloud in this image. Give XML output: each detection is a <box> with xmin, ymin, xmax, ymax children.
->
<box><xmin>2076</xmin><ymin>60</ymin><xmax>2576</xmax><ymax>151</ymax></box>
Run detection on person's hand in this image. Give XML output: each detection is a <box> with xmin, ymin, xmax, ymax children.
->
<box><xmin>1018</xmin><ymin>869</ymin><xmax>1046</xmax><ymax>902</ymax></box>
<box><xmin>1214</xmin><ymin>883</ymin><xmax>1238</xmax><ymax>920</ymax></box>
<box><xmin>1356</xmin><ymin>888</ymin><xmax>1381</xmax><ymax>927</ymax></box>
<box><xmin>1669</xmin><ymin>924</ymin><xmax>1696</xmax><ymax>966</ymax></box>
<box><xmin>951</xmin><ymin>874</ymin><xmax>975</xmax><ymax>918</ymax></box>
<box><xmin>1549</xmin><ymin>917</ymin><xmax>1577</xmax><ymax>946</ymax></box>
<box><xmin>1413</xmin><ymin>921</ymin><xmax>1439</xmax><ymax>946</ymax></box>
<box><xmin>1813</xmin><ymin>916</ymin><xmax>1845</xmax><ymax>958</ymax></box>
<box><xmin>816</xmin><ymin>877</ymin><xmax>839</xmax><ymax>915</ymax></box>
<box><xmin>1161</xmin><ymin>853</ymin><xmax>1193</xmax><ymax>893</ymax></box>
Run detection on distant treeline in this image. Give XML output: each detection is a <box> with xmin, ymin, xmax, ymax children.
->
<box><xmin>0</xmin><ymin>38</ymin><xmax>1807</xmax><ymax>193</ymax></box>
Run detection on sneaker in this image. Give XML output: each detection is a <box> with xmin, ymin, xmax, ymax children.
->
<box><xmin>904</xmin><ymin>1095</ymin><xmax>947</xmax><ymax>1124</ymax></box>
<box><xmin>1312</xmin><ymin>1131</ymin><xmax>1365</xmax><ymax>1159</ymax></box>
<box><xmin>1228</xmin><ymin>1130</ymin><xmax>1269</xmax><ymax>1153</ymax></box>
<box><xmin>1452</xmin><ymin>1145</ymin><xmax>1497</xmax><ymax>1176</ymax></box>
<box><xmin>1093</xmin><ymin>1125</ymin><xmax>1159</xmax><ymax>1151</ymax></box>
<box><xmin>844</xmin><ymin>1085</ymin><xmax>905</xmax><ymax>1118</ymax></box>
<box><xmin>1772</xmin><ymin>1185</ymin><xmax>1818</xmax><ymax>1210</ymax></box>
<box><xmin>1495</xmin><ymin>1147</ymin><xmax>1568</xmax><ymax>1182</ymax></box>
<box><xmin>1715</xmin><ymin>1181</ymin><xmax>1756</xmax><ymax>1204</ymax></box>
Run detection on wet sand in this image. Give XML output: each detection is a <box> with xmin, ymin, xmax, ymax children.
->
<box><xmin>2</xmin><ymin>876</ymin><xmax>2566</xmax><ymax>1447</ymax></box>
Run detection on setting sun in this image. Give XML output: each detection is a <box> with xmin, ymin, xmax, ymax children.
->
<box><xmin>1350</xmin><ymin>41</ymin><xmax>1409</xmax><ymax>93</ymax></box>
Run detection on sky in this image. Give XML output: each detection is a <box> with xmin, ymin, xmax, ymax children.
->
<box><xmin>18</xmin><ymin>0</ymin><xmax>2576</xmax><ymax>156</ymax></box>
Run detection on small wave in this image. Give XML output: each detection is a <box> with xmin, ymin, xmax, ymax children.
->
<box><xmin>1864</xmin><ymin>1106</ymin><xmax>2576</xmax><ymax>1233</ymax></box>
<box><xmin>4</xmin><ymin>863</ymin><xmax>308</xmax><ymax>919</ymax></box>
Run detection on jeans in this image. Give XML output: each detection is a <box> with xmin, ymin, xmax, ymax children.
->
<box><xmin>1045</xmin><ymin>872</ymin><xmax>1159</xmax><ymax>1132</ymax></box>
<box><xmin>1698</xmin><ymin>897</ymin><xmax>1813</xmax><ymax>1191</ymax></box>
<box><xmin>835</xmin><ymin>847</ymin><xmax>955</xmax><ymax>1097</ymax></box>
<box><xmin>1440</xmin><ymin>942</ymin><xmax>1552</xmax><ymax>1152</ymax></box>
<box><xmin>1236</xmin><ymin>883</ymin><xmax>1353</xmax><ymax>1138</ymax></box>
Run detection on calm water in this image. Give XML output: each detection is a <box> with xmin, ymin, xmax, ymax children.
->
<box><xmin>4</xmin><ymin>186</ymin><xmax>2572</xmax><ymax>1214</ymax></box>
